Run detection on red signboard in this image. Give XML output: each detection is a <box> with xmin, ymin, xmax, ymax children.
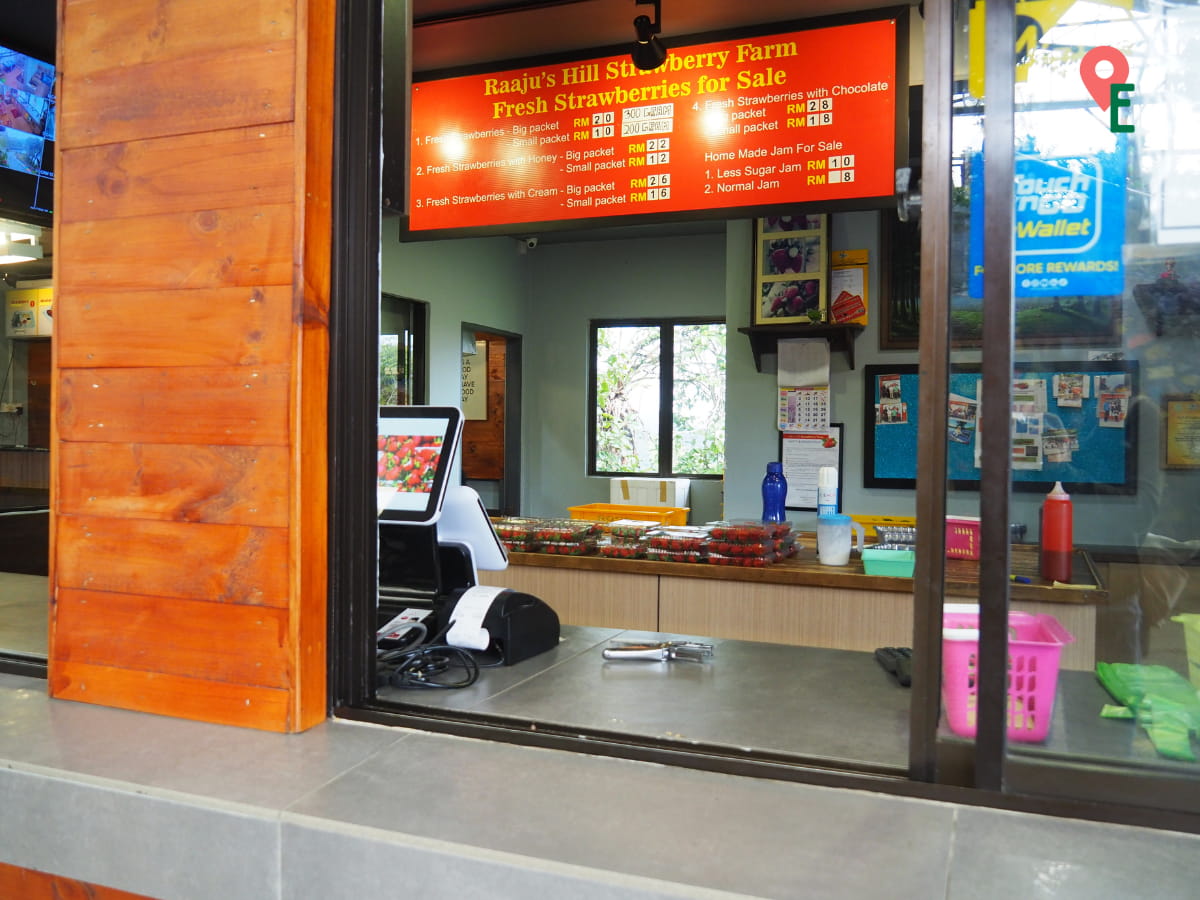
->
<box><xmin>408</xmin><ymin>17</ymin><xmax>899</xmax><ymax>234</ymax></box>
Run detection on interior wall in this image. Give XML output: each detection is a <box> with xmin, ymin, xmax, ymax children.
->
<box><xmin>523</xmin><ymin>232</ymin><xmax>728</xmax><ymax>523</ymax></box>
<box><xmin>380</xmin><ymin>206</ymin><xmax>1183</xmax><ymax>548</ymax></box>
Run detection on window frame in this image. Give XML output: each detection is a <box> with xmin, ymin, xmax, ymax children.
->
<box><xmin>586</xmin><ymin>316</ymin><xmax>726</xmax><ymax>480</ymax></box>
<box><xmin>321</xmin><ymin>0</ymin><xmax>1200</xmax><ymax>839</ymax></box>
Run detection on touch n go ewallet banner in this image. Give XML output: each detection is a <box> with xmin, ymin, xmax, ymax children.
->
<box><xmin>968</xmin><ymin>142</ymin><xmax>1127</xmax><ymax>298</ymax></box>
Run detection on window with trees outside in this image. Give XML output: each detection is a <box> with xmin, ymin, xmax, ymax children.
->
<box><xmin>590</xmin><ymin>318</ymin><xmax>726</xmax><ymax>477</ymax></box>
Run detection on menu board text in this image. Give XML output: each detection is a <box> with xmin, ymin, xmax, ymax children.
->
<box><xmin>408</xmin><ymin>18</ymin><xmax>899</xmax><ymax>233</ymax></box>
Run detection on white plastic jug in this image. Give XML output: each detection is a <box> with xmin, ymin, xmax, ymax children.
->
<box><xmin>816</xmin><ymin>513</ymin><xmax>864</xmax><ymax>566</ymax></box>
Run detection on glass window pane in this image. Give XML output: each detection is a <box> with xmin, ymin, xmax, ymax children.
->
<box><xmin>672</xmin><ymin>323</ymin><xmax>726</xmax><ymax>476</ymax></box>
<box><xmin>595</xmin><ymin>325</ymin><xmax>660</xmax><ymax>474</ymax></box>
<box><xmin>974</xmin><ymin>0</ymin><xmax>1200</xmax><ymax>789</ymax></box>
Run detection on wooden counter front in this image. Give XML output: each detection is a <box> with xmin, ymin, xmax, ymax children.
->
<box><xmin>481</xmin><ymin>540</ymin><xmax>1102</xmax><ymax>670</ymax></box>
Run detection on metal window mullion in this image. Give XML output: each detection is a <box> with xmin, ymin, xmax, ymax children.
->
<box><xmin>660</xmin><ymin>323</ymin><xmax>675</xmax><ymax>476</ymax></box>
<box><xmin>976</xmin><ymin>0</ymin><xmax>1018</xmax><ymax>792</ymax></box>
<box><xmin>909</xmin><ymin>0</ymin><xmax>953</xmax><ymax>784</ymax></box>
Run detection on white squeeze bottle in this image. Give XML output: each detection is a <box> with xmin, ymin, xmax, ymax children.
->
<box><xmin>817</xmin><ymin>466</ymin><xmax>838</xmax><ymax>517</ymax></box>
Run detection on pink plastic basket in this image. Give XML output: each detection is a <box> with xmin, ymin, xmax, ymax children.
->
<box><xmin>942</xmin><ymin>607</ymin><xmax>1074</xmax><ymax>742</ymax></box>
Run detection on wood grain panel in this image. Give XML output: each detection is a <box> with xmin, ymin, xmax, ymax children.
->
<box><xmin>58</xmin><ymin>125</ymin><xmax>296</xmax><ymax>224</ymax></box>
<box><xmin>56</xmin><ymin>205</ymin><xmax>295</xmax><ymax>291</ymax></box>
<box><xmin>63</xmin><ymin>0</ymin><xmax>295</xmax><ymax>77</ymax></box>
<box><xmin>56</xmin><ymin>515</ymin><xmax>289</xmax><ymax>607</ymax></box>
<box><xmin>0</xmin><ymin>861</ymin><xmax>155</xmax><ymax>900</ymax></box>
<box><xmin>0</xmin><ymin>449</ymin><xmax>50</xmax><ymax>489</ymax></box>
<box><xmin>660</xmin><ymin>577</ymin><xmax>912</xmax><ymax>652</ymax></box>
<box><xmin>57</xmin><ymin>442</ymin><xmax>289</xmax><ymax>527</ymax></box>
<box><xmin>481</xmin><ymin>565</ymin><xmax>658</xmax><ymax>630</ymax></box>
<box><xmin>26</xmin><ymin>340</ymin><xmax>51</xmax><ymax>448</ymax></box>
<box><xmin>50</xmin><ymin>660</ymin><xmax>292</xmax><ymax>731</ymax></box>
<box><xmin>293</xmin><ymin>0</ymin><xmax>336</xmax><ymax>730</ymax></box>
<box><xmin>55</xmin><ymin>286</ymin><xmax>293</xmax><ymax>369</ymax></box>
<box><xmin>658</xmin><ymin>577</ymin><xmax>1096</xmax><ymax>670</ymax></box>
<box><xmin>59</xmin><ymin>41</ymin><xmax>295</xmax><ymax>147</ymax></box>
<box><xmin>57</xmin><ymin>365</ymin><xmax>291</xmax><ymax>446</ymax></box>
<box><xmin>54</xmin><ymin>588</ymin><xmax>290</xmax><ymax>687</ymax></box>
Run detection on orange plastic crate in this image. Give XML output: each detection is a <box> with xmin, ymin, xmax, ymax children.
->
<box><xmin>567</xmin><ymin>503</ymin><xmax>688</xmax><ymax>526</ymax></box>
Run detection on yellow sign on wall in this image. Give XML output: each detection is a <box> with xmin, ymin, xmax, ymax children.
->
<box><xmin>967</xmin><ymin>0</ymin><xmax>1132</xmax><ymax>98</ymax></box>
<box><xmin>5</xmin><ymin>288</ymin><xmax>51</xmax><ymax>338</ymax></box>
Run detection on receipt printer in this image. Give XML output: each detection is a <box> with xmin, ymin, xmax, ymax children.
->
<box><xmin>445</xmin><ymin>586</ymin><xmax>560</xmax><ymax>666</ymax></box>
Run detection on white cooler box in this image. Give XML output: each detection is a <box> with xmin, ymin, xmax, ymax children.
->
<box><xmin>609</xmin><ymin>477</ymin><xmax>690</xmax><ymax>508</ymax></box>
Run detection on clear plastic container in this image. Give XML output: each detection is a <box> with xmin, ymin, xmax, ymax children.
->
<box><xmin>645</xmin><ymin>547</ymin><xmax>707</xmax><ymax>564</ymax></box>
<box><xmin>646</xmin><ymin>527</ymin><xmax>711</xmax><ymax>553</ymax></box>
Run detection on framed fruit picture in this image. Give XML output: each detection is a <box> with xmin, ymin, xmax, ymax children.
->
<box><xmin>753</xmin><ymin>213</ymin><xmax>828</xmax><ymax>326</ymax></box>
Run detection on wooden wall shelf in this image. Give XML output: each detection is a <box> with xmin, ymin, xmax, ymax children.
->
<box><xmin>738</xmin><ymin>324</ymin><xmax>865</xmax><ymax>372</ymax></box>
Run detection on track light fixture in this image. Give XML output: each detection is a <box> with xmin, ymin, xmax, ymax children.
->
<box><xmin>631</xmin><ymin>0</ymin><xmax>667</xmax><ymax>71</ymax></box>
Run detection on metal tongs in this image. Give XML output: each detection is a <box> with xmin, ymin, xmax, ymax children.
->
<box><xmin>602</xmin><ymin>640</ymin><xmax>714</xmax><ymax>662</ymax></box>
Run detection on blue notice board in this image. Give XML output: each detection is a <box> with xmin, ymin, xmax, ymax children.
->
<box><xmin>863</xmin><ymin>361</ymin><xmax>1138</xmax><ymax>494</ymax></box>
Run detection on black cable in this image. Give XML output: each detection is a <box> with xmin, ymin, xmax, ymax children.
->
<box><xmin>380</xmin><ymin>643</ymin><xmax>480</xmax><ymax>689</ymax></box>
<box><xmin>375</xmin><ymin>617</ymin><xmax>484</xmax><ymax>689</ymax></box>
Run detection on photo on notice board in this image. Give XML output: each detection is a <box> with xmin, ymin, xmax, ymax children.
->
<box><xmin>862</xmin><ymin>362</ymin><xmax>1139</xmax><ymax>494</ymax></box>
<box><xmin>753</xmin><ymin>213</ymin><xmax>828</xmax><ymax>325</ymax></box>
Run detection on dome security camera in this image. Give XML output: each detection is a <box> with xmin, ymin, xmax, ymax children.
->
<box><xmin>525</xmin><ymin>237</ymin><xmax>539</xmax><ymax>250</ymax></box>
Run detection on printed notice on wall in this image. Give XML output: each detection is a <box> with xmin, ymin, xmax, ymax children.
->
<box><xmin>461</xmin><ymin>340</ymin><xmax>487</xmax><ymax>420</ymax></box>
<box><xmin>408</xmin><ymin>18</ymin><xmax>899</xmax><ymax>234</ymax></box>
<box><xmin>780</xmin><ymin>426</ymin><xmax>842</xmax><ymax>509</ymax></box>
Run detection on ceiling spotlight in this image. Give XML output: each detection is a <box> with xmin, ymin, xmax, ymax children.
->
<box><xmin>631</xmin><ymin>0</ymin><xmax>667</xmax><ymax>71</ymax></box>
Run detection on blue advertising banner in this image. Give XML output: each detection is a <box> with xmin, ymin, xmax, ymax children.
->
<box><xmin>968</xmin><ymin>141</ymin><xmax>1127</xmax><ymax>298</ymax></box>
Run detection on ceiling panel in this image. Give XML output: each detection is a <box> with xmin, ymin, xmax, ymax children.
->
<box><xmin>411</xmin><ymin>0</ymin><xmax>900</xmax><ymax>73</ymax></box>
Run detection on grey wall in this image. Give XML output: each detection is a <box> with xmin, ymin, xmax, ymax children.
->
<box><xmin>523</xmin><ymin>231</ymin><xmax>728</xmax><ymax>524</ymax></box>
<box><xmin>379</xmin><ymin>212</ymin><xmax>1185</xmax><ymax>548</ymax></box>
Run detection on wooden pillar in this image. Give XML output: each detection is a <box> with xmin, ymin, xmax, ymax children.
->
<box><xmin>48</xmin><ymin>0</ymin><xmax>334</xmax><ymax>732</ymax></box>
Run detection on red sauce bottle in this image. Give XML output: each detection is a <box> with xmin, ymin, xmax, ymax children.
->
<box><xmin>1039</xmin><ymin>481</ymin><xmax>1073</xmax><ymax>583</ymax></box>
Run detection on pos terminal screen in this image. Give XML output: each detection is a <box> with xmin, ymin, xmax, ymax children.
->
<box><xmin>377</xmin><ymin>406</ymin><xmax>463</xmax><ymax>524</ymax></box>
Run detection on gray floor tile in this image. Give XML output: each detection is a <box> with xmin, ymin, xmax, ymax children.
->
<box><xmin>0</xmin><ymin>765</ymin><xmax>279</xmax><ymax>900</ymax></box>
<box><xmin>950</xmin><ymin>805</ymin><xmax>1200</xmax><ymax>900</ymax></box>
<box><xmin>0</xmin><ymin>672</ymin><xmax>410</xmax><ymax>810</ymax></box>
<box><xmin>287</xmin><ymin>730</ymin><xmax>955</xmax><ymax>899</ymax></box>
<box><xmin>281</xmin><ymin>818</ymin><xmax>755</xmax><ymax>899</ymax></box>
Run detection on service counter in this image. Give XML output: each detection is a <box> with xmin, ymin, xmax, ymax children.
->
<box><xmin>481</xmin><ymin>539</ymin><xmax>1105</xmax><ymax>670</ymax></box>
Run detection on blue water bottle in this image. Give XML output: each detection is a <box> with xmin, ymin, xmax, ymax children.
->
<box><xmin>761</xmin><ymin>462</ymin><xmax>787</xmax><ymax>523</ymax></box>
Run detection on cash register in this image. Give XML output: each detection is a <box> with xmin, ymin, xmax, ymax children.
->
<box><xmin>375</xmin><ymin>406</ymin><xmax>558</xmax><ymax>680</ymax></box>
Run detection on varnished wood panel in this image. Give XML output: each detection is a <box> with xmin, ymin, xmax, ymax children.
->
<box><xmin>660</xmin><ymin>577</ymin><xmax>913</xmax><ymax>653</ymax></box>
<box><xmin>51</xmin><ymin>660</ymin><xmax>292</xmax><ymax>731</ymax></box>
<box><xmin>58</xmin><ymin>125</ymin><xmax>296</xmax><ymax>224</ymax></box>
<box><xmin>0</xmin><ymin>861</ymin><xmax>155</xmax><ymax>900</ymax></box>
<box><xmin>60</xmin><ymin>41</ymin><xmax>295</xmax><ymax>147</ymax></box>
<box><xmin>56</xmin><ymin>205</ymin><xmax>295</xmax><ymax>291</ymax></box>
<box><xmin>57</xmin><ymin>442</ymin><xmax>289</xmax><ymax>527</ymax></box>
<box><xmin>57</xmin><ymin>365</ymin><xmax>291</xmax><ymax>446</ymax></box>
<box><xmin>293</xmin><ymin>0</ymin><xmax>336</xmax><ymax>730</ymax></box>
<box><xmin>62</xmin><ymin>0</ymin><xmax>296</xmax><ymax>78</ymax></box>
<box><xmin>56</xmin><ymin>515</ymin><xmax>289</xmax><ymax>607</ymax></box>
<box><xmin>55</xmin><ymin>588</ymin><xmax>290</xmax><ymax>687</ymax></box>
<box><xmin>481</xmin><ymin>565</ymin><xmax>658</xmax><ymax>630</ymax></box>
<box><xmin>0</xmin><ymin>449</ymin><xmax>50</xmax><ymax>489</ymax></box>
<box><xmin>659</xmin><ymin>577</ymin><xmax>1096</xmax><ymax>670</ymax></box>
<box><xmin>26</xmin><ymin>340</ymin><xmax>51</xmax><ymax>448</ymax></box>
<box><xmin>55</xmin><ymin>286</ymin><xmax>294</xmax><ymax>369</ymax></box>
<box><xmin>50</xmin><ymin>0</ymin><xmax>334</xmax><ymax>732</ymax></box>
